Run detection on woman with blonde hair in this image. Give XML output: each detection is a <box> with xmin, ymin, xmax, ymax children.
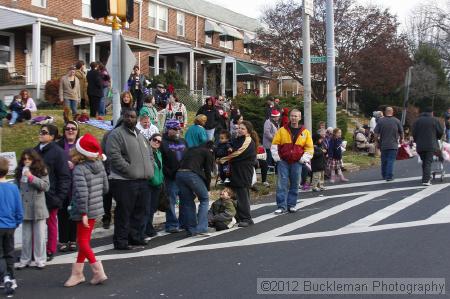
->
<box><xmin>184</xmin><ymin>114</ymin><xmax>208</xmax><ymax>148</ymax></box>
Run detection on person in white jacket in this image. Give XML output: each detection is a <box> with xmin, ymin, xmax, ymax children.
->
<box><xmin>263</xmin><ymin>109</ymin><xmax>280</xmax><ymax>167</ymax></box>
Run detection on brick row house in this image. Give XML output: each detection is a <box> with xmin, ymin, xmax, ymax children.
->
<box><xmin>0</xmin><ymin>0</ymin><xmax>277</xmax><ymax>102</ymax></box>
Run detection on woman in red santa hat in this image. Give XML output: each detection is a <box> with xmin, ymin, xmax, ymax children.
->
<box><xmin>64</xmin><ymin>133</ymin><xmax>109</xmax><ymax>287</ymax></box>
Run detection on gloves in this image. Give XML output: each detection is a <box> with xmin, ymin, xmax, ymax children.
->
<box><xmin>300</xmin><ymin>152</ymin><xmax>313</xmax><ymax>164</ymax></box>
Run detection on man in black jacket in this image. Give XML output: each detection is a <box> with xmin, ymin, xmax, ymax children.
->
<box><xmin>86</xmin><ymin>62</ymin><xmax>103</xmax><ymax>118</ymax></box>
<box><xmin>160</xmin><ymin>119</ymin><xmax>187</xmax><ymax>233</ymax></box>
<box><xmin>412</xmin><ymin>107</ymin><xmax>444</xmax><ymax>186</ymax></box>
<box><xmin>34</xmin><ymin>124</ymin><xmax>70</xmax><ymax>260</ymax></box>
<box><xmin>176</xmin><ymin>142</ymin><xmax>214</xmax><ymax>237</ymax></box>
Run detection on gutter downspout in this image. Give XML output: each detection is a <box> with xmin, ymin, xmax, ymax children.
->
<box><xmin>138</xmin><ymin>0</ymin><xmax>143</xmax><ymax>67</ymax></box>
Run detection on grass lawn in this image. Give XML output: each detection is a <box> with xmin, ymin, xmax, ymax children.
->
<box><xmin>344</xmin><ymin>151</ymin><xmax>380</xmax><ymax>169</ymax></box>
<box><xmin>0</xmin><ymin>109</ymin><xmax>109</xmax><ymax>157</ymax></box>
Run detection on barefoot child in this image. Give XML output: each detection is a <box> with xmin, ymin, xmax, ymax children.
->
<box><xmin>64</xmin><ymin>133</ymin><xmax>109</xmax><ymax>287</ymax></box>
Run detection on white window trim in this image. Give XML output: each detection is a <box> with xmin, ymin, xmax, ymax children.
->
<box><xmin>220</xmin><ymin>36</ymin><xmax>233</xmax><ymax>50</ymax></box>
<box><xmin>31</xmin><ymin>0</ymin><xmax>47</xmax><ymax>8</ymax></box>
<box><xmin>159</xmin><ymin>56</ymin><xmax>167</xmax><ymax>74</ymax></box>
<box><xmin>0</xmin><ymin>31</ymin><xmax>15</xmax><ymax>69</ymax></box>
<box><xmin>81</xmin><ymin>0</ymin><xmax>92</xmax><ymax>19</ymax></box>
<box><xmin>148</xmin><ymin>3</ymin><xmax>168</xmax><ymax>32</ymax></box>
<box><xmin>176</xmin><ymin>12</ymin><xmax>185</xmax><ymax>37</ymax></box>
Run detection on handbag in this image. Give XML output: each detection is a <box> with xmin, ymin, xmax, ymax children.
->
<box><xmin>157</xmin><ymin>184</ymin><xmax>170</xmax><ymax>212</ymax></box>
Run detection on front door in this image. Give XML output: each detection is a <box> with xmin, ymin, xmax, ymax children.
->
<box><xmin>25</xmin><ymin>34</ymin><xmax>51</xmax><ymax>84</ymax></box>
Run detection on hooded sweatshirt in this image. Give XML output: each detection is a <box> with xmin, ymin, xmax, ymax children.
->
<box><xmin>196</xmin><ymin>98</ymin><xmax>221</xmax><ymax>130</ymax></box>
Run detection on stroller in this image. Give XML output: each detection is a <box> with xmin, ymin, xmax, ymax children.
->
<box><xmin>431</xmin><ymin>141</ymin><xmax>446</xmax><ymax>182</ymax></box>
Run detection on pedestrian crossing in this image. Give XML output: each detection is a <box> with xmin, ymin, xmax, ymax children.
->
<box><xmin>47</xmin><ymin>179</ymin><xmax>450</xmax><ymax>265</ymax></box>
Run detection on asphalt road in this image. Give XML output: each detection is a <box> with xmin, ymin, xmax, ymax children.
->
<box><xmin>9</xmin><ymin>158</ymin><xmax>450</xmax><ymax>299</ymax></box>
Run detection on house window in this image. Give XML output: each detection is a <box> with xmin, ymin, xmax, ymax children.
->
<box><xmin>205</xmin><ymin>32</ymin><xmax>212</xmax><ymax>45</ymax></box>
<box><xmin>244</xmin><ymin>44</ymin><xmax>253</xmax><ymax>54</ymax></box>
<box><xmin>31</xmin><ymin>0</ymin><xmax>46</xmax><ymax>8</ymax></box>
<box><xmin>148</xmin><ymin>3</ymin><xmax>168</xmax><ymax>32</ymax></box>
<box><xmin>81</xmin><ymin>0</ymin><xmax>92</xmax><ymax>18</ymax></box>
<box><xmin>159</xmin><ymin>57</ymin><xmax>166</xmax><ymax>74</ymax></box>
<box><xmin>149</xmin><ymin>56</ymin><xmax>167</xmax><ymax>75</ymax></box>
<box><xmin>0</xmin><ymin>33</ymin><xmax>14</xmax><ymax>68</ymax></box>
<box><xmin>220</xmin><ymin>36</ymin><xmax>233</xmax><ymax>50</ymax></box>
<box><xmin>177</xmin><ymin>12</ymin><xmax>185</xmax><ymax>37</ymax></box>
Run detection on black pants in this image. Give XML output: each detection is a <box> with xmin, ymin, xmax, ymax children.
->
<box><xmin>0</xmin><ymin>228</ymin><xmax>15</xmax><ymax>280</ymax></box>
<box><xmin>132</xmin><ymin>90</ymin><xmax>143</xmax><ymax>113</ymax></box>
<box><xmin>257</xmin><ymin>159</ymin><xmax>268</xmax><ymax>183</ymax></box>
<box><xmin>211</xmin><ymin>221</ymin><xmax>229</xmax><ymax>231</ymax></box>
<box><xmin>232</xmin><ymin>187</ymin><xmax>252</xmax><ymax>223</ymax></box>
<box><xmin>143</xmin><ymin>185</ymin><xmax>161</xmax><ymax>238</ymax></box>
<box><xmin>111</xmin><ymin>179</ymin><xmax>149</xmax><ymax>247</ymax></box>
<box><xmin>89</xmin><ymin>95</ymin><xmax>101</xmax><ymax>117</ymax></box>
<box><xmin>58</xmin><ymin>207</ymin><xmax>77</xmax><ymax>243</ymax></box>
<box><xmin>102</xmin><ymin>184</ymin><xmax>113</xmax><ymax>224</ymax></box>
<box><xmin>80</xmin><ymin>98</ymin><xmax>87</xmax><ymax>110</ymax></box>
<box><xmin>419</xmin><ymin>151</ymin><xmax>434</xmax><ymax>183</ymax></box>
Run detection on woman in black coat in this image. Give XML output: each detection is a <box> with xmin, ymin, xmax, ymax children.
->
<box><xmin>86</xmin><ymin>62</ymin><xmax>103</xmax><ymax>118</ymax></box>
<box><xmin>218</xmin><ymin>120</ymin><xmax>258</xmax><ymax>227</ymax></box>
<box><xmin>196</xmin><ymin>97</ymin><xmax>220</xmax><ymax>141</ymax></box>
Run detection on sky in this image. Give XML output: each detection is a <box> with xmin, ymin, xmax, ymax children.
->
<box><xmin>207</xmin><ymin>0</ymin><xmax>445</xmax><ymax>29</ymax></box>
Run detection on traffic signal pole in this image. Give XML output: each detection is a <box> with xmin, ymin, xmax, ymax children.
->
<box><xmin>111</xmin><ymin>18</ymin><xmax>122</xmax><ymax>125</ymax></box>
<box><xmin>326</xmin><ymin>0</ymin><xmax>337</xmax><ymax>128</ymax></box>
<box><xmin>303</xmin><ymin>0</ymin><xmax>313</xmax><ymax>131</ymax></box>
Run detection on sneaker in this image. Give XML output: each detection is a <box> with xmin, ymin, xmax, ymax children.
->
<box><xmin>237</xmin><ymin>222</ymin><xmax>250</xmax><ymax>227</ymax></box>
<box><xmin>15</xmin><ymin>262</ymin><xmax>29</xmax><ymax>270</ymax></box>
<box><xmin>386</xmin><ymin>178</ymin><xmax>394</xmax><ymax>182</ymax></box>
<box><xmin>224</xmin><ymin>178</ymin><xmax>231</xmax><ymax>183</ymax></box>
<box><xmin>288</xmin><ymin>207</ymin><xmax>298</xmax><ymax>213</ymax></box>
<box><xmin>69</xmin><ymin>242</ymin><xmax>77</xmax><ymax>251</ymax></box>
<box><xmin>46</xmin><ymin>252</ymin><xmax>54</xmax><ymax>262</ymax></box>
<box><xmin>59</xmin><ymin>243</ymin><xmax>69</xmax><ymax>252</ymax></box>
<box><xmin>3</xmin><ymin>276</ymin><xmax>16</xmax><ymax>295</ymax></box>
<box><xmin>262</xmin><ymin>181</ymin><xmax>270</xmax><ymax>187</ymax></box>
<box><xmin>320</xmin><ymin>186</ymin><xmax>327</xmax><ymax>191</ymax></box>
<box><xmin>422</xmin><ymin>181</ymin><xmax>432</xmax><ymax>186</ymax></box>
<box><xmin>35</xmin><ymin>262</ymin><xmax>46</xmax><ymax>269</ymax></box>
<box><xmin>312</xmin><ymin>187</ymin><xmax>320</xmax><ymax>192</ymax></box>
<box><xmin>166</xmin><ymin>228</ymin><xmax>182</xmax><ymax>233</ymax></box>
<box><xmin>195</xmin><ymin>232</ymin><xmax>211</xmax><ymax>237</ymax></box>
<box><xmin>274</xmin><ymin>208</ymin><xmax>287</xmax><ymax>215</ymax></box>
<box><xmin>302</xmin><ymin>183</ymin><xmax>311</xmax><ymax>191</ymax></box>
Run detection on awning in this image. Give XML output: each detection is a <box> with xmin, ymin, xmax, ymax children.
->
<box><xmin>205</xmin><ymin>20</ymin><xmax>223</xmax><ymax>33</ymax></box>
<box><xmin>0</xmin><ymin>7</ymin><xmax>96</xmax><ymax>39</ymax></box>
<box><xmin>236</xmin><ymin>60</ymin><xmax>272</xmax><ymax>79</ymax></box>
<box><xmin>219</xmin><ymin>25</ymin><xmax>243</xmax><ymax>40</ymax></box>
<box><xmin>74</xmin><ymin>34</ymin><xmax>158</xmax><ymax>52</ymax></box>
<box><xmin>243</xmin><ymin>32</ymin><xmax>256</xmax><ymax>44</ymax></box>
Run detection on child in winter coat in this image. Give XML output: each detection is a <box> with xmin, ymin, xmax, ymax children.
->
<box><xmin>311</xmin><ymin>133</ymin><xmax>327</xmax><ymax>192</ymax></box>
<box><xmin>8</xmin><ymin>95</ymin><xmax>24</xmax><ymax>126</ymax></box>
<box><xmin>15</xmin><ymin>149</ymin><xmax>50</xmax><ymax>269</ymax></box>
<box><xmin>208</xmin><ymin>188</ymin><xmax>237</xmax><ymax>231</ymax></box>
<box><xmin>0</xmin><ymin>157</ymin><xmax>23</xmax><ymax>295</ymax></box>
<box><xmin>215</xmin><ymin>130</ymin><xmax>233</xmax><ymax>184</ymax></box>
<box><xmin>327</xmin><ymin>128</ymin><xmax>349</xmax><ymax>183</ymax></box>
<box><xmin>64</xmin><ymin>133</ymin><xmax>109</xmax><ymax>287</ymax></box>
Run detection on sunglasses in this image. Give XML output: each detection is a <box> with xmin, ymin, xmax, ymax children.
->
<box><xmin>65</xmin><ymin>127</ymin><xmax>77</xmax><ymax>131</ymax></box>
<box><xmin>151</xmin><ymin>138</ymin><xmax>162</xmax><ymax>143</ymax></box>
<box><xmin>39</xmin><ymin>130</ymin><xmax>49</xmax><ymax>136</ymax></box>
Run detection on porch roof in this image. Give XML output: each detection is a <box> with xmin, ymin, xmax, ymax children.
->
<box><xmin>156</xmin><ymin>36</ymin><xmax>225</xmax><ymax>58</ymax></box>
<box><xmin>0</xmin><ymin>7</ymin><xmax>96</xmax><ymax>39</ymax></box>
<box><xmin>236</xmin><ymin>60</ymin><xmax>273</xmax><ymax>79</ymax></box>
<box><xmin>73</xmin><ymin>34</ymin><xmax>159</xmax><ymax>52</ymax></box>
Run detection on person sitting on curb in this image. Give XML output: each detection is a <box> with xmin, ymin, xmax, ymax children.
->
<box><xmin>208</xmin><ymin>187</ymin><xmax>237</xmax><ymax>231</ymax></box>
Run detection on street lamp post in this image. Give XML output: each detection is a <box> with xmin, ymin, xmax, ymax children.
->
<box><xmin>303</xmin><ymin>0</ymin><xmax>313</xmax><ymax>131</ymax></box>
<box><xmin>326</xmin><ymin>0</ymin><xmax>337</xmax><ymax>128</ymax></box>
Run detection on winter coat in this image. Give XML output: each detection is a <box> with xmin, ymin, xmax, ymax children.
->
<box><xmin>106</xmin><ymin>125</ymin><xmax>154</xmax><ymax>180</ymax></box>
<box><xmin>215</xmin><ymin>142</ymin><xmax>232</xmax><ymax>158</ymax></box>
<box><xmin>140</xmin><ymin>104</ymin><xmax>159</xmax><ymax>127</ymax></box>
<box><xmin>56</xmin><ymin>138</ymin><xmax>77</xmax><ymax>207</ymax></box>
<box><xmin>445</xmin><ymin>111</ymin><xmax>450</xmax><ymax>130</ymax></box>
<box><xmin>412</xmin><ymin>113</ymin><xmax>444</xmax><ymax>152</ymax></box>
<box><xmin>196</xmin><ymin>104</ymin><xmax>221</xmax><ymax>130</ymax></box>
<box><xmin>208</xmin><ymin>198</ymin><xmax>236</xmax><ymax>225</ymax></box>
<box><xmin>263</xmin><ymin>118</ymin><xmax>279</xmax><ymax>149</ymax></box>
<box><xmin>59</xmin><ymin>75</ymin><xmax>80</xmax><ymax>101</ymax></box>
<box><xmin>149</xmin><ymin>150</ymin><xmax>164</xmax><ymax>187</ymax></box>
<box><xmin>328</xmin><ymin>137</ymin><xmax>343</xmax><ymax>160</ymax></box>
<box><xmin>70</xmin><ymin>160</ymin><xmax>108</xmax><ymax>221</ymax></box>
<box><xmin>219</xmin><ymin>136</ymin><xmax>256</xmax><ymax>188</ymax></box>
<box><xmin>34</xmin><ymin>142</ymin><xmax>71</xmax><ymax>210</ymax></box>
<box><xmin>86</xmin><ymin>69</ymin><xmax>103</xmax><ymax>98</ymax></box>
<box><xmin>272</xmin><ymin>125</ymin><xmax>314</xmax><ymax>164</ymax></box>
<box><xmin>23</xmin><ymin>98</ymin><xmax>37</xmax><ymax>112</ymax></box>
<box><xmin>215</xmin><ymin>104</ymin><xmax>228</xmax><ymax>130</ymax></box>
<box><xmin>18</xmin><ymin>175</ymin><xmax>50</xmax><ymax>220</ymax></box>
<box><xmin>75</xmin><ymin>69</ymin><xmax>88</xmax><ymax>101</ymax></box>
<box><xmin>311</xmin><ymin>144</ymin><xmax>326</xmax><ymax>172</ymax></box>
<box><xmin>0</xmin><ymin>100</ymin><xmax>7</xmax><ymax>123</ymax></box>
<box><xmin>9</xmin><ymin>100</ymin><xmax>23</xmax><ymax>112</ymax></box>
<box><xmin>160</xmin><ymin>134</ymin><xmax>187</xmax><ymax>180</ymax></box>
<box><xmin>163</xmin><ymin>102</ymin><xmax>188</xmax><ymax>128</ymax></box>
<box><xmin>185</xmin><ymin>125</ymin><xmax>208</xmax><ymax>148</ymax></box>
<box><xmin>178</xmin><ymin>145</ymin><xmax>214</xmax><ymax>190</ymax></box>
<box><xmin>128</xmin><ymin>73</ymin><xmax>146</xmax><ymax>93</ymax></box>
<box><xmin>0</xmin><ymin>182</ymin><xmax>23</xmax><ymax>229</ymax></box>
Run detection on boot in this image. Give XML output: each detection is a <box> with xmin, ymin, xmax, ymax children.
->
<box><xmin>64</xmin><ymin>263</ymin><xmax>85</xmax><ymax>287</ymax></box>
<box><xmin>329</xmin><ymin>173</ymin><xmax>336</xmax><ymax>183</ymax></box>
<box><xmin>90</xmin><ymin>261</ymin><xmax>108</xmax><ymax>285</ymax></box>
<box><xmin>338</xmin><ymin>170</ymin><xmax>349</xmax><ymax>182</ymax></box>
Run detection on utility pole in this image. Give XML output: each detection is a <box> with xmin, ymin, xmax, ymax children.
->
<box><xmin>401</xmin><ymin>66</ymin><xmax>413</xmax><ymax>126</ymax></box>
<box><xmin>303</xmin><ymin>0</ymin><xmax>313</xmax><ymax>131</ymax></box>
<box><xmin>326</xmin><ymin>0</ymin><xmax>336</xmax><ymax>128</ymax></box>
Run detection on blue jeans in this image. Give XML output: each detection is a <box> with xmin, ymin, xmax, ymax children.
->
<box><xmin>381</xmin><ymin>149</ymin><xmax>398</xmax><ymax>180</ymax></box>
<box><xmin>64</xmin><ymin>99</ymin><xmax>78</xmax><ymax>115</ymax></box>
<box><xmin>276</xmin><ymin>160</ymin><xmax>302</xmax><ymax>210</ymax></box>
<box><xmin>9</xmin><ymin>111</ymin><xmax>20</xmax><ymax>125</ymax></box>
<box><xmin>164</xmin><ymin>178</ymin><xmax>180</xmax><ymax>230</ymax></box>
<box><xmin>176</xmin><ymin>171</ymin><xmax>209</xmax><ymax>235</ymax></box>
<box><xmin>99</xmin><ymin>87</ymin><xmax>108</xmax><ymax>116</ymax></box>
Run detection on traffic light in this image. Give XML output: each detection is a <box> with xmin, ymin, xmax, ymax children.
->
<box><xmin>126</xmin><ymin>0</ymin><xmax>134</xmax><ymax>23</ymax></box>
<box><xmin>90</xmin><ymin>0</ymin><xmax>109</xmax><ymax>19</ymax></box>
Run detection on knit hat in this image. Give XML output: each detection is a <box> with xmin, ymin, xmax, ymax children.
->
<box><xmin>271</xmin><ymin>109</ymin><xmax>281</xmax><ymax>117</ymax></box>
<box><xmin>165</xmin><ymin>119</ymin><xmax>181</xmax><ymax>130</ymax></box>
<box><xmin>76</xmin><ymin>133</ymin><xmax>106</xmax><ymax>161</ymax></box>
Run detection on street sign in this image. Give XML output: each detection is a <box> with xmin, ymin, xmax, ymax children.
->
<box><xmin>304</xmin><ymin>0</ymin><xmax>314</xmax><ymax>16</ymax></box>
<box><xmin>301</xmin><ymin>56</ymin><xmax>326</xmax><ymax>64</ymax></box>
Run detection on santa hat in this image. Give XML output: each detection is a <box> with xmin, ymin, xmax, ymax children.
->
<box><xmin>76</xmin><ymin>133</ymin><xmax>106</xmax><ymax>161</ymax></box>
<box><xmin>271</xmin><ymin>109</ymin><xmax>281</xmax><ymax>117</ymax></box>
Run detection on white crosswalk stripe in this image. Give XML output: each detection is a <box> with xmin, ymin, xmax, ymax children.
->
<box><xmin>48</xmin><ymin>183</ymin><xmax>450</xmax><ymax>265</ymax></box>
